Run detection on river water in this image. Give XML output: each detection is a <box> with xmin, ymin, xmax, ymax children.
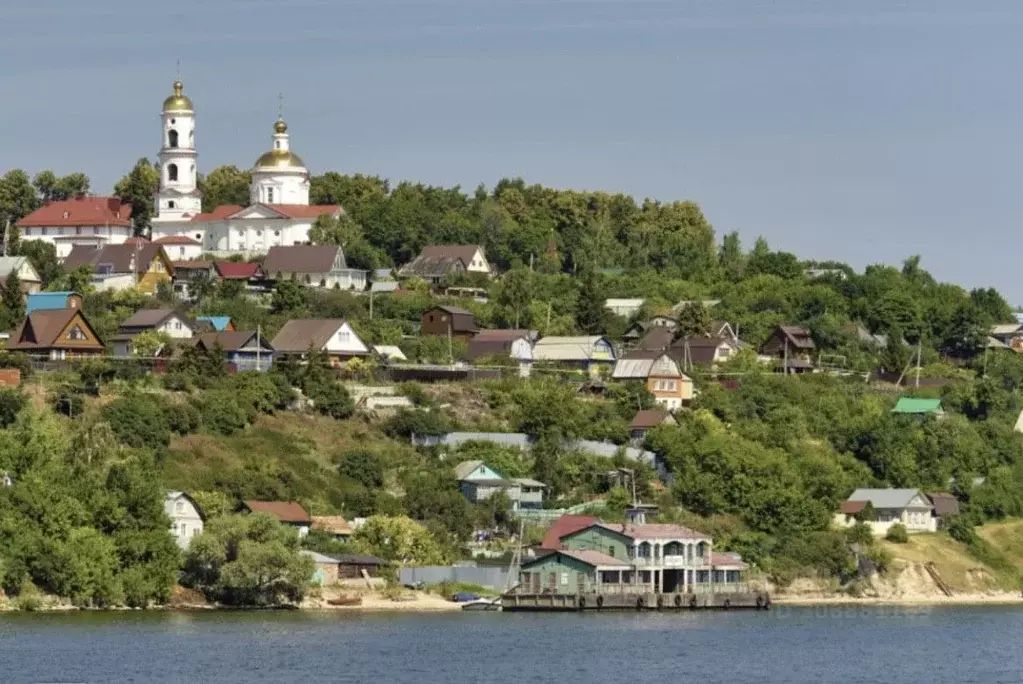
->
<box><xmin>0</xmin><ymin>606</ymin><xmax>1019</xmax><ymax>683</ymax></box>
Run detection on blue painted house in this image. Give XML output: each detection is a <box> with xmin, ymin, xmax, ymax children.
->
<box><xmin>26</xmin><ymin>291</ymin><xmax>83</xmax><ymax>314</ymax></box>
<box><xmin>453</xmin><ymin>460</ymin><xmax>545</xmax><ymax>511</ymax></box>
<box><xmin>192</xmin><ymin>330</ymin><xmax>274</xmax><ymax>372</ymax></box>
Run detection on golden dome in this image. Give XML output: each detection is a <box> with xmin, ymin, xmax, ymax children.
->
<box><xmin>253</xmin><ymin>148</ymin><xmax>307</xmax><ymax>170</ymax></box>
<box><xmin>273</xmin><ymin>119</ymin><xmax>288</xmax><ymax>133</ymax></box>
<box><xmin>162</xmin><ymin>80</ymin><xmax>194</xmax><ymax>112</ymax></box>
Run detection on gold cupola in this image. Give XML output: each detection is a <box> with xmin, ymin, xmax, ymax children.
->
<box><xmin>253</xmin><ymin>118</ymin><xmax>306</xmax><ymax>170</ymax></box>
<box><xmin>162</xmin><ymin>80</ymin><xmax>194</xmax><ymax>112</ymax></box>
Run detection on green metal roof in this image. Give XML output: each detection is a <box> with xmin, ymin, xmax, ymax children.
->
<box><xmin>892</xmin><ymin>397</ymin><xmax>943</xmax><ymax>414</ymax></box>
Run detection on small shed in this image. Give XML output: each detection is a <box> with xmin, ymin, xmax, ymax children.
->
<box><xmin>336</xmin><ymin>553</ymin><xmax>387</xmax><ymax>579</ymax></box>
<box><xmin>302</xmin><ymin>550</ymin><xmax>340</xmax><ymax>586</ymax></box>
<box><xmin>892</xmin><ymin>397</ymin><xmax>944</xmax><ymax>417</ymax></box>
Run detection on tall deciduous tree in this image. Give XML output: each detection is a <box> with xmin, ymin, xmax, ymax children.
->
<box><xmin>0</xmin><ymin>271</ymin><xmax>25</xmax><ymax>330</ymax></box>
<box><xmin>0</xmin><ymin>169</ymin><xmax>38</xmax><ymax>231</ymax></box>
<box><xmin>33</xmin><ymin>170</ymin><xmax>90</xmax><ymax>202</ymax></box>
<box><xmin>114</xmin><ymin>158</ymin><xmax>160</xmax><ymax>236</ymax></box>
<box><xmin>199</xmin><ymin>165</ymin><xmax>251</xmax><ymax>211</ymax></box>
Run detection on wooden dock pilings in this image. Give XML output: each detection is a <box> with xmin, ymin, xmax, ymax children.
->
<box><xmin>501</xmin><ymin>590</ymin><xmax>770</xmax><ymax>612</ymax></box>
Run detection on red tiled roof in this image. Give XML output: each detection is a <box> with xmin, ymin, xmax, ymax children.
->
<box><xmin>124</xmin><ymin>236</ymin><xmax>150</xmax><ymax>245</ymax></box>
<box><xmin>711</xmin><ymin>552</ymin><xmax>747</xmax><ymax>569</ymax></box>
<box><xmin>540</xmin><ymin>515</ymin><xmax>599</xmax><ymax>550</ymax></box>
<box><xmin>17</xmin><ymin>196</ymin><xmax>133</xmax><ymax>228</ymax></box>
<box><xmin>214</xmin><ymin>261</ymin><xmax>261</xmax><ymax>279</ymax></box>
<box><xmin>242</xmin><ymin>500</ymin><xmax>310</xmax><ymax>524</ymax></box>
<box><xmin>154</xmin><ymin>235</ymin><xmax>200</xmax><ymax>245</ymax></box>
<box><xmin>191</xmin><ymin>205</ymin><xmax>243</xmax><ymax>222</ymax></box>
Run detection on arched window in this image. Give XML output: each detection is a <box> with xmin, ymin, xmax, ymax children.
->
<box><xmin>168</xmin><ymin>201</ymin><xmax>176</xmax><ymax>209</ymax></box>
<box><xmin>168</xmin><ymin>164</ymin><xmax>178</xmax><ymax>182</ymax></box>
<box><xmin>267</xmin><ymin>188</ymin><xmax>274</xmax><ymax>203</ymax></box>
<box><xmin>275</xmin><ymin>141</ymin><xmax>281</xmax><ymax>149</ymax></box>
<box><xmin>168</xmin><ymin>129</ymin><xmax>179</xmax><ymax>148</ymax></box>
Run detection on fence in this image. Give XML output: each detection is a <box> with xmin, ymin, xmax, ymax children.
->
<box><xmin>399</xmin><ymin>565</ymin><xmax>511</xmax><ymax>590</ymax></box>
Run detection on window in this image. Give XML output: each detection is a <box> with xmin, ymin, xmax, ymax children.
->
<box><xmin>168</xmin><ymin>201</ymin><xmax>176</xmax><ymax>209</ymax></box>
<box><xmin>180</xmin><ymin>523</ymin><xmax>187</xmax><ymax>536</ymax></box>
<box><xmin>560</xmin><ymin>572</ymin><xmax>568</xmax><ymax>586</ymax></box>
<box><xmin>168</xmin><ymin>164</ymin><xmax>178</xmax><ymax>182</ymax></box>
<box><xmin>275</xmin><ymin>141</ymin><xmax>281</xmax><ymax>149</ymax></box>
<box><xmin>171</xmin><ymin>523</ymin><xmax>178</xmax><ymax>535</ymax></box>
<box><xmin>267</xmin><ymin>188</ymin><xmax>274</xmax><ymax>203</ymax></box>
<box><xmin>175</xmin><ymin>501</ymin><xmax>184</xmax><ymax>513</ymax></box>
<box><xmin>274</xmin><ymin>230</ymin><xmax>280</xmax><ymax>237</ymax></box>
<box><xmin>195</xmin><ymin>233</ymin><xmax>202</xmax><ymax>241</ymax></box>
<box><xmin>170</xmin><ymin>118</ymin><xmax>176</xmax><ymax>124</ymax></box>
<box><xmin>42</xmin><ymin>227</ymin><xmax>48</xmax><ymax>236</ymax></box>
<box><xmin>75</xmin><ymin>226</ymin><xmax>82</xmax><ymax>235</ymax></box>
<box><xmin>608</xmin><ymin>546</ymin><xmax>615</xmax><ymax>557</ymax></box>
<box><xmin>66</xmin><ymin>325</ymin><xmax>87</xmax><ymax>341</ymax></box>
<box><xmin>168</xmin><ymin>129</ymin><xmax>179</xmax><ymax>147</ymax></box>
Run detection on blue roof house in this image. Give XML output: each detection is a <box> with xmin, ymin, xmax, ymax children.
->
<box><xmin>195</xmin><ymin>316</ymin><xmax>235</xmax><ymax>332</ymax></box>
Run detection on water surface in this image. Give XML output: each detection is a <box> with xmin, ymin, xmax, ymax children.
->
<box><xmin>0</xmin><ymin>606</ymin><xmax>1018</xmax><ymax>683</ymax></box>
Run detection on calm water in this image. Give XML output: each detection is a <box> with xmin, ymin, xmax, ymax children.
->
<box><xmin>0</xmin><ymin>606</ymin><xmax>1019</xmax><ymax>683</ymax></box>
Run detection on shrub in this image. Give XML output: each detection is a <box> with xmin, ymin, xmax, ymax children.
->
<box><xmin>947</xmin><ymin>517</ymin><xmax>976</xmax><ymax>545</ymax></box>
<box><xmin>165</xmin><ymin>402</ymin><xmax>201</xmax><ymax>436</ymax></box>
<box><xmin>846</xmin><ymin>521</ymin><xmax>875</xmax><ymax>545</ymax></box>
<box><xmin>0</xmin><ymin>388</ymin><xmax>26</xmax><ymax>428</ymax></box>
<box><xmin>101</xmin><ymin>394</ymin><xmax>172</xmax><ymax>450</ymax></box>
<box><xmin>384</xmin><ymin>408</ymin><xmax>451</xmax><ymax>439</ymax></box>
<box><xmin>885</xmin><ymin>523</ymin><xmax>909</xmax><ymax>544</ymax></box>
<box><xmin>191</xmin><ymin>391</ymin><xmax>251</xmax><ymax>436</ymax></box>
<box><xmin>306</xmin><ymin>380</ymin><xmax>354</xmax><ymax>420</ymax></box>
<box><xmin>50</xmin><ymin>388</ymin><xmax>85</xmax><ymax>418</ymax></box>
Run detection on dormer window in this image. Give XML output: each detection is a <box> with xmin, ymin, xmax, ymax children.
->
<box><xmin>63</xmin><ymin>211</ymin><xmax>69</xmax><ymax>219</ymax></box>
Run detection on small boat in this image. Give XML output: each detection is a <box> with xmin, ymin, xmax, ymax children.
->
<box><xmin>327</xmin><ymin>595</ymin><xmax>362</xmax><ymax>607</ymax></box>
<box><xmin>461</xmin><ymin>597</ymin><xmax>502</xmax><ymax>612</ymax></box>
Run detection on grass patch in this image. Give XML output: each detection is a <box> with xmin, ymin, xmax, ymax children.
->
<box><xmin>426</xmin><ymin>581</ymin><xmax>500</xmax><ymax>598</ymax></box>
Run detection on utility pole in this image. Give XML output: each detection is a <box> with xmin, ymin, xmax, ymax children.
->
<box><xmin>447</xmin><ymin>318</ymin><xmax>454</xmax><ymax>366</ymax></box>
<box><xmin>369</xmin><ymin>288</ymin><xmax>374</xmax><ymax>320</ymax></box>
<box><xmin>545</xmin><ymin>301</ymin><xmax>552</xmax><ymax>336</ymax></box>
<box><xmin>915</xmin><ymin>342</ymin><xmax>922</xmax><ymax>389</ymax></box>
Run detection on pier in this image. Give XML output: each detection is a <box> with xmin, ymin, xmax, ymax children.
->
<box><xmin>502</xmin><ymin>588</ymin><xmax>770</xmax><ymax>612</ymax></box>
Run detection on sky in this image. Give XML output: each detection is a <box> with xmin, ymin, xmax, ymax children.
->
<box><xmin>4</xmin><ymin>0</ymin><xmax>1023</xmax><ymax>301</ymax></box>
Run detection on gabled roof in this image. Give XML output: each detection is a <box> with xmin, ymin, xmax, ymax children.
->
<box><xmin>190</xmin><ymin>205</ymin><xmax>243</xmax><ymax>222</ymax></box>
<box><xmin>672</xmin><ymin>336</ymin><xmax>737</xmax><ymax>365</ymax></box>
<box><xmin>629</xmin><ymin>409</ymin><xmax>675</xmax><ymax>430</ymax></box>
<box><xmin>63</xmin><ymin>243</ymin><xmax>168</xmax><ymax>274</ymax></box>
<box><xmin>636</xmin><ymin>327</ymin><xmax>674</xmax><ymax>352</ymax></box>
<box><xmin>370</xmin><ymin>280</ymin><xmax>400</xmax><ymax>293</ymax></box>
<box><xmin>0</xmin><ymin>257</ymin><xmax>40</xmax><ymax>282</ymax></box>
<box><xmin>467</xmin><ymin>329</ymin><xmax>533</xmax><ymax>361</ymax></box>
<box><xmin>270</xmin><ymin>318</ymin><xmax>348</xmax><ymax>353</ymax></box>
<box><xmin>242</xmin><ymin>500</ymin><xmax>310</xmax><ymax>524</ymax></box>
<box><xmin>172</xmin><ymin>260</ymin><xmax>213</xmax><ymax>271</ymax></box>
<box><xmin>6</xmin><ymin>309</ymin><xmax>104</xmax><ymax>351</ymax></box>
<box><xmin>118</xmin><ymin>308</ymin><xmax>187</xmax><ymax>330</ymax></box>
<box><xmin>213</xmin><ymin>261</ymin><xmax>262</xmax><ymax>279</ymax></box>
<box><xmin>773</xmin><ymin>325</ymin><xmax>816</xmax><ymax>350</ymax></box>
<box><xmin>17</xmin><ymin>196</ymin><xmax>132</xmax><ymax>227</ymax></box>
<box><xmin>193</xmin><ymin>330</ymin><xmax>271</xmax><ymax>352</ymax></box>
<box><xmin>846</xmin><ymin>488</ymin><xmax>931</xmax><ymax>510</ymax></box>
<box><xmin>256</xmin><ymin>204</ymin><xmax>341</xmax><ymax>219</ymax></box>
<box><xmin>195</xmin><ymin>315</ymin><xmax>233</xmax><ymax>332</ymax></box>
<box><xmin>454</xmin><ymin>459</ymin><xmax>486</xmax><ymax>480</ymax></box>
<box><xmin>612</xmin><ymin>354</ymin><xmax>685</xmax><ymax>380</ymax></box>
<box><xmin>926</xmin><ymin>492</ymin><xmax>960</xmax><ymax>517</ymax></box>
<box><xmin>892</xmin><ymin>397</ymin><xmax>943</xmax><ymax>415</ymax></box>
<box><xmin>262</xmin><ymin>245</ymin><xmax>345</xmax><ymax>275</ymax></box>
<box><xmin>540</xmin><ymin>515</ymin><xmax>600</xmax><ymax>550</ymax></box>
<box><xmin>418</xmin><ymin>244</ymin><xmax>481</xmax><ymax>265</ymax></box>
<box><xmin>373</xmin><ymin>345</ymin><xmax>407</xmax><ymax>361</ymax></box>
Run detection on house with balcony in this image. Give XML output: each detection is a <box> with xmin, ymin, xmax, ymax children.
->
<box><xmin>518</xmin><ymin>512</ymin><xmax>746</xmax><ymax>596</ymax></box>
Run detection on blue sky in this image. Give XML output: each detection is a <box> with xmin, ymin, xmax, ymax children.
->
<box><xmin>5</xmin><ymin>0</ymin><xmax>1023</xmax><ymax>301</ymax></box>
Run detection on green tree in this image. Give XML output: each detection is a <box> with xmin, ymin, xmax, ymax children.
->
<box><xmin>129</xmin><ymin>330</ymin><xmax>172</xmax><ymax>357</ymax></box>
<box><xmin>0</xmin><ymin>169</ymin><xmax>38</xmax><ymax>229</ymax></box>
<box><xmin>33</xmin><ymin>170</ymin><xmax>90</xmax><ymax>202</ymax></box>
<box><xmin>182</xmin><ymin>514</ymin><xmax>315</xmax><ymax>606</ymax></box>
<box><xmin>17</xmin><ymin>240</ymin><xmax>62</xmax><ymax>286</ymax></box>
<box><xmin>271</xmin><ymin>278</ymin><xmax>308</xmax><ymax>314</ymax></box>
<box><xmin>351</xmin><ymin>515</ymin><xmax>447</xmax><ymax>565</ymax></box>
<box><xmin>0</xmin><ymin>270</ymin><xmax>25</xmax><ymax>330</ymax></box>
<box><xmin>493</xmin><ymin>266</ymin><xmax>534</xmax><ymax>328</ymax></box>
<box><xmin>199</xmin><ymin>165</ymin><xmax>251</xmax><ymax>211</ymax></box>
<box><xmin>114</xmin><ymin>158</ymin><xmax>161</xmax><ymax>235</ymax></box>
<box><xmin>719</xmin><ymin>231</ymin><xmax>745</xmax><ymax>280</ymax></box>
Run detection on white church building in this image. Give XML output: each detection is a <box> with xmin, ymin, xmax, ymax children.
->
<box><xmin>150</xmin><ymin>80</ymin><xmax>340</xmax><ymax>256</ymax></box>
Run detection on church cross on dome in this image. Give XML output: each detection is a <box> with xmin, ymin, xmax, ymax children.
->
<box><xmin>277</xmin><ymin>93</ymin><xmax>284</xmax><ymax>121</ymax></box>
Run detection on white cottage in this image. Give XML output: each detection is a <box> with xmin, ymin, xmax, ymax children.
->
<box><xmin>165</xmin><ymin>491</ymin><xmax>205</xmax><ymax>549</ymax></box>
<box><xmin>271</xmin><ymin>318</ymin><xmax>371</xmax><ymax>366</ymax></box>
<box><xmin>834</xmin><ymin>488</ymin><xmax>936</xmax><ymax>536</ymax></box>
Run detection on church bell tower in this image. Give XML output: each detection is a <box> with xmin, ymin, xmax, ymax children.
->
<box><xmin>154</xmin><ymin>79</ymin><xmax>202</xmax><ymax>223</ymax></box>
